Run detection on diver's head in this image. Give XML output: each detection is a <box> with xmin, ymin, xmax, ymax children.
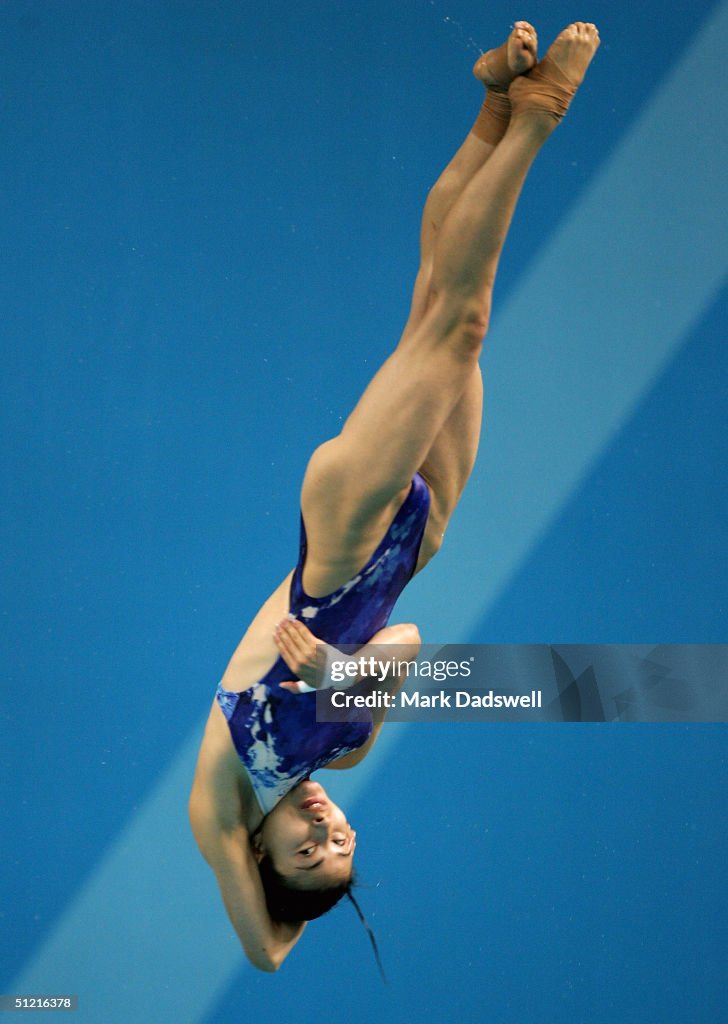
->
<box><xmin>253</xmin><ymin>779</ymin><xmax>356</xmax><ymax>922</ymax></box>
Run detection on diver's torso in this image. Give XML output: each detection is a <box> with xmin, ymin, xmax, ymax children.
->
<box><xmin>219</xmin><ymin>572</ymin><xmax>293</xmax><ymax>694</ymax></box>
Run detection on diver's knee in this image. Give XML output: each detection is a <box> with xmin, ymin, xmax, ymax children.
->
<box><xmin>438</xmin><ymin>295</ymin><xmax>490</xmax><ymax>356</ymax></box>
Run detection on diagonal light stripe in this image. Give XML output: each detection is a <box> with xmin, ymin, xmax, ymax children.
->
<box><xmin>12</xmin><ymin>6</ymin><xmax>728</xmax><ymax>1021</ymax></box>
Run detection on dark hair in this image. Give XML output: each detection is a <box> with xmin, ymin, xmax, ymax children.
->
<box><xmin>257</xmin><ymin>854</ymin><xmax>352</xmax><ymax>923</ymax></box>
<box><xmin>258</xmin><ymin>856</ymin><xmax>386</xmax><ymax>980</ymax></box>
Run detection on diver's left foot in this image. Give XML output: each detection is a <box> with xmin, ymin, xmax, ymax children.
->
<box><xmin>473</xmin><ymin>21</ymin><xmax>538</xmax><ymax>91</ymax></box>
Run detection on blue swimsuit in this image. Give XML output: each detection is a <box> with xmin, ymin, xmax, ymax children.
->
<box><xmin>216</xmin><ymin>473</ymin><xmax>431</xmax><ymax>815</ymax></box>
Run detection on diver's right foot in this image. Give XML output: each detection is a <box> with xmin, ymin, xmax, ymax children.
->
<box><xmin>471</xmin><ymin>21</ymin><xmax>538</xmax><ymax>146</ymax></box>
<box><xmin>509</xmin><ymin>22</ymin><xmax>600</xmax><ymax>126</ymax></box>
<box><xmin>473</xmin><ymin>21</ymin><xmax>538</xmax><ymax>90</ymax></box>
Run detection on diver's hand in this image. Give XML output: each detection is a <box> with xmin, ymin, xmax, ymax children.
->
<box><xmin>274</xmin><ymin>619</ymin><xmax>423</xmax><ymax>695</ymax></box>
<box><xmin>274</xmin><ymin>617</ymin><xmax>327</xmax><ymax>693</ymax></box>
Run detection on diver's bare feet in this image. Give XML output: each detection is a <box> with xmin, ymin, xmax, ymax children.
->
<box><xmin>543</xmin><ymin>21</ymin><xmax>600</xmax><ymax>89</ymax></box>
<box><xmin>473</xmin><ymin>21</ymin><xmax>538</xmax><ymax>90</ymax></box>
<box><xmin>509</xmin><ymin>22</ymin><xmax>600</xmax><ymax>127</ymax></box>
<box><xmin>470</xmin><ymin>22</ymin><xmax>538</xmax><ymax>145</ymax></box>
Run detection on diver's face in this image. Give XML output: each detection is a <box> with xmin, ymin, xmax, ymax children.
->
<box><xmin>257</xmin><ymin>780</ymin><xmax>356</xmax><ymax>888</ymax></box>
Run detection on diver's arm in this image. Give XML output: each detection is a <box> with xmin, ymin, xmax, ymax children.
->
<box><xmin>188</xmin><ymin>784</ymin><xmax>304</xmax><ymax>971</ymax></box>
<box><xmin>274</xmin><ymin>620</ymin><xmax>421</xmax><ymax>692</ymax></box>
<box><xmin>210</xmin><ymin>828</ymin><xmax>305</xmax><ymax>971</ymax></box>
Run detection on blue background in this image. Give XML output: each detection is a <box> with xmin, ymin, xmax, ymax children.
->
<box><xmin>2</xmin><ymin>1</ymin><xmax>726</xmax><ymax>1021</ymax></box>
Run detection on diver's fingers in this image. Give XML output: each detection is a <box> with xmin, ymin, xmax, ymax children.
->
<box><xmin>283</xmin><ymin>617</ymin><xmax>318</xmax><ymax>660</ymax></box>
<box><xmin>283</xmin><ymin>619</ymin><xmax>313</xmax><ymax>658</ymax></box>
<box><xmin>286</xmin><ymin>615</ymin><xmax>316</xmax><ymax>641</ymax></box>
<box><xmin>275</xmin><ymin>617</ymin><xmax>304</xmax><ymax>652</ymax></box>
<box><xmin>273</xmin><ymin>624</ymin><xmax>302</xmax><ymax>671</ymax></box>
<box><xmin>277</xmin><ymin>618</ymin><xmax>321</xmax><ymax>670</ymax></box>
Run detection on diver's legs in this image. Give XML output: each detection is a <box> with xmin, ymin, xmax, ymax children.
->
<box><xmin>415</xmin><ymin>23</ymin><xmax>600</xmax><ymax>543</ymax></box>
<box><xmin>412</xmin><ymin>21</ymin><xmax>601</xmax><ymax>547</ymax></box>
<box><xmin>305</xmin><ymin>117</ymin><xmax>548</xmax><ymax>542</ymax></box>
<box><xmin>406</xmin><ymin>21</ymin><xmax>538</xmax><ymax>332</ymax></box>
<box><xmin>344</xmin><ymin>117</ymin><xmax>549</xmax><ymax>485</ymax></box>
<box><xmin>400</xmin><ymin>22</ymin><xmax>537</xmax><ymax>548</ymax></box>
<box><xmin>302</xmin><ymin>24</ymin><xmax>600</xmax><ymax>564</ymax></box>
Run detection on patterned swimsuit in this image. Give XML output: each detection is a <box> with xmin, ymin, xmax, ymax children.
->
<box><xmin>216</xmin><ymin>473</ymin><xmax>431</xmax><ymax>815</ymax></box>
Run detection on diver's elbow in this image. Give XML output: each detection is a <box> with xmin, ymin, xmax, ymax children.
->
<box><xmin>247</xmin><ymin>945</ymin><xmax>284</xmax><ymax>973</ymax></box>
<box><xmin>254</xmin><ymin>958</ymin><xmax>280</xmax><ymax>974</ymax></box>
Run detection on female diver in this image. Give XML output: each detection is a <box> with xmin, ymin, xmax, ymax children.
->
<box><xmin>189</xmin><ymin>21</ymin><xmax>600</xmax><ymax>972</ymax></box>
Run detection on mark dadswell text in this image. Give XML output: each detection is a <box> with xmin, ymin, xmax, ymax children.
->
<box><xmin>325</xmin><ymin>687</ymin><xmax>543</xmax><ymax>715</ymax></box>
<box><xmin>400</xmin><ymin>689</ymin><xmax>542</xmax><ymax>709</ymax></box>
